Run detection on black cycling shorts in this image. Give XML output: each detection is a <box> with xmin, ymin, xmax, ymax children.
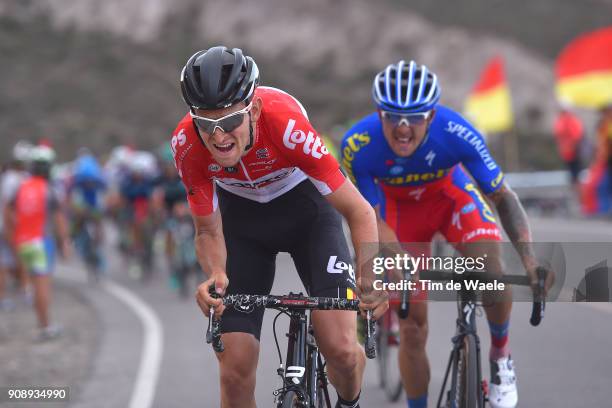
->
<box><xmin>217</xmin><ymin>180</ymin><xmax>356</xmax><ymax>340</ymax></box>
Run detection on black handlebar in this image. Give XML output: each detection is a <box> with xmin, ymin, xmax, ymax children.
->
<box><xmin>205</xmin><ymin>290</ymin><xmax>377</xmax><ymax>358</ymax></box>
<box><xmin>398</xmin><ymin>268</ymin><xmax>547</xmax><ymax>327</ymax></box>
<box><xmin>222</xmin><ymin>293</ymin><xmax>361</xmax><ymax>311</ymax></box>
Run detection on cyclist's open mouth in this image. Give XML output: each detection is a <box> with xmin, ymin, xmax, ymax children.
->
<box><xmin>213</xmin><ymin>142</ymin><xmax>236</xmax><ymax>154</ymax></box>
<box><xmin>394</xmin><ymin>134</ymin><xmax>415</xmax><ymax>146</ymax></box>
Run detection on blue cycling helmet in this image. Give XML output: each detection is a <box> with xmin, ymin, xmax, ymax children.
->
<box><xmin>372</xmin><ymin>60</ymin><xmax>441</xmax><ymax>113</ymax></box>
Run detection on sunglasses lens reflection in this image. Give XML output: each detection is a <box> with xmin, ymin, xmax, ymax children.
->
<box><xmin>194</xmin><ymin>113</ymin><xmax>245</xmax><ymax>134</ymax></box>
<box><xmin>383</xmin><ymin>112</ymin><xmax>428</xmax><ymax>126</ymax></box>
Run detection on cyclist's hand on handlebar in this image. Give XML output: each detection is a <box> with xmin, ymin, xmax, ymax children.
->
<box><xmin>526</xmin><ymin>264</ymin><xmax>555</xmax><ymax>298</ymax></box>
<box><xmin>355</xmin><ymin>277</ymin><xmax>389</xmax><ymax>320</ymax></box>
<box><xmin>196</xmin><ymin>273</ymin><xmax>229</xmax><ymax>317</ymax></box>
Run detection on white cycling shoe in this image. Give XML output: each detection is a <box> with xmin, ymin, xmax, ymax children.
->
<box><xmin>488</xmin><ymin>356</ymin><xmax>518</xmax><ymax>408</ymax></box>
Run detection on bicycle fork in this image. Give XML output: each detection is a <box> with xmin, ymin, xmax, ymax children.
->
<box><xmin>436</xmin><ymin>299</ymin><xmax>486</xmax><ymax>408</ymax></box>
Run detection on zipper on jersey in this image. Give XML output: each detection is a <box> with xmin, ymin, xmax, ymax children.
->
<box><xmin>238</xmin><ymin>159</ymin><xmax>258</xmax><ymax>190</ymax></box>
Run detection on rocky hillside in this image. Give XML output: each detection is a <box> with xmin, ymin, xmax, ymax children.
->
<box><xmin>0</xmin><ymin>0</ymin><xmax>608</xmax><ymax>167</ymax></box>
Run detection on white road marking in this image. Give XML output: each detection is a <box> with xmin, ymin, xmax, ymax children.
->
<box><xmin>103</xmin><ymin>280</ymin><xmax>164</xmax><ymax>408</ymax></box>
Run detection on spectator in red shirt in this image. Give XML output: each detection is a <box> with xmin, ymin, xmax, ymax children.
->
<box><xmin>553</xmin><ymin>104</ymin><xmax>585</xmax><ymax>185</ymax></box>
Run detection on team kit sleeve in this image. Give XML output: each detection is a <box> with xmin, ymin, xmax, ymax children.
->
<box><xmin>171</xmin><ymin>121</ymin><xmax>217</xmax><ymax>217</ymax></box>
<box><xmin>448</xmin><ymin>113</ymin><xmax>505</xmax><ymax>194</ymax></box>
<box><xmin>340</xmin><ymin>131</ymin><xmax>381</xmax><ymax>207</ymax></box>
<box><xmin>268</xmin><ymin>94</ymin><xmax>346</xmax><ymax>195</ymax></box>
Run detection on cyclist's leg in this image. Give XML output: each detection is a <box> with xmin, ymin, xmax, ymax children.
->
<box><xmin>216</xmin><ymin>240</ymin><xmax>275</xmax><ymax>408</ymax></box>
<box><xmin>441</xmin><ymin>170</ymin><xmax>517</xmax><ymax>407</ymax></box>
<box><xmin>383</xmin><ymin>192</ymin><xmax>438</xmax><ymax>405</ymax></box>
<box><xmin>289</xmin><ymin>187</ymin><xmax>364</xmax><ymax>403</ymax></box>
<box><xmin>215</xmin><ymin>333</ymin><xmax>260</xmax><ymax>408</ymax></box>
<box><xmin>217</xmin><ymin>190</ymin><xmax>278</xmax><ymax>407</ymax></box>
<box><xmin>453</xmin><ymin>241</ymin><xmax>512</xmax><ymax>352</ymax></box>
<box><xmin>440</xmin><ymin>170</ymin><xmax>512</xmax><ymax>360</ymax></box>
<box><xmin>311</xmin><ymin>311</ymin><xmax>364</xmax><ymax>400</ymax></box>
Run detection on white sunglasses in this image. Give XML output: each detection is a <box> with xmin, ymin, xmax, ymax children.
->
<box><xmin>190</xmin><ymin>102</ymin><xmax>253</xmax><ymax>134</ymax></box>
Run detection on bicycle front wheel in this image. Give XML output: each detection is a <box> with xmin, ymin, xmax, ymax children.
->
<box><xmin>454</xmin><ymin>334</ymin><xmax>480</xmax><ymax>408</ymax></box>
<box><xmin>280</xmin><ymin>390</ymin><xmax>302</xmax><ymax>408</ymax></box>
<box><xmin>376</xmin><ymin>312</ymin><xmax>403</xmax><ymax>402</ymax></box>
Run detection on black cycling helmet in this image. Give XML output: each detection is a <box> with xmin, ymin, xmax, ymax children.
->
<box><xmin>180</xmin><ymin>46</ymin><xmax>259</xmax><ymax>110</ymax></box>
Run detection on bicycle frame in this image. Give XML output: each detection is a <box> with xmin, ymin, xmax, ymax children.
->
<box><xmin>206</xmin><ymin>292</ymin><xmax>376</xmax><ymax>408</ymax></box>
<box><xmin>277</xmin><ymin>308</ymin><xmax>331</xmax><ymax>407</ymax></box>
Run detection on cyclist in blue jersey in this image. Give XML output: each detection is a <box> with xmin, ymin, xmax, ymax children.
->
<box><xmin>342</xmin><ymin>60</ymin><xmax>554</xmax><ymax>408</ymax></box>
<box><xmin>67</xmin><ymin>152</ymin><xmax>107</xmax><ymax>280</ymax></box>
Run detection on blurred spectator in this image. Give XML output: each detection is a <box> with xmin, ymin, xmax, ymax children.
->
<box><xmin>596</xmin><ymin>104</ymin><xmax>612</xmax><ymax>196</ymax></box>
<box><xmin>0</xmin><ymin>142</ymin><xmax>32</xmax><ymax>309</ymax></box>
<box><xmin>553</xmin><ymin>103</ymin><xmax>585</xmax><ymax>185</ymax></box>
<box><xmin>4</xmin><ymin>145</ymin><xmax>71</xmax><ymax>341</ymax></box>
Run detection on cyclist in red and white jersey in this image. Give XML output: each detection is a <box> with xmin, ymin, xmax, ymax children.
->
<box><xmin>172</xmin><ymin>46</ymin><xmax>387</xmax><ymax>408</ymax></box>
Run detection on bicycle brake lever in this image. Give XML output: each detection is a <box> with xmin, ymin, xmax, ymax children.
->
<box><xmin>206</xmin><ymin>307</ymin><xmax>215</xmax><ymax>344</ymax></box>
<box><xmin>364</xmin><ymin>310</ymin><xmax>377</xmax><ymax>359</ymax></box>
<box><xmin>206</xmin><ymin>285</ymin><xmax>225</xmax><ymax>352</ymax></box>
<box><xmin>529</xmin><ymin>267</ymin><xmax>547</xmax><ymax>326</ymax></box>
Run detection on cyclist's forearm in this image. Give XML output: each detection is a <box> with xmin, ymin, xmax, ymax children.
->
<box><xmin>489</xmin><ymin>184</ymin><xmax>537</xmax><ymax>269</ymax></box>
<box><xmin>194</xmin><ymin>229</ymin><xmax>227</xmax><ymax>279</ymax></box>
<box><xmin>343</xmin><ymin>204</ymin><xmax>378</xmax><ymax>282</ymax></box>
<box><xmin>324</xmin><ymin>180</ymin><xmax>378</xmax><ymax>282</ymax></box>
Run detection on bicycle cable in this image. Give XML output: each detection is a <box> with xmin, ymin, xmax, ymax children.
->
<box><xmin>272</xmin><ymin>310</ymin><xmax>290</xmax><ymax>366</ymax></box>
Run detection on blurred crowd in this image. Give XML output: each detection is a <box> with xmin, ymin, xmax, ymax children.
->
<box><xmin>554</xmin><ymin>104</ymin><xmax>612</xmax><ymax>214</ymax></box>
<box><xmin>0</xmin><ymin>140</ymin><xmax>201</xmax><ymax>341</ymax></box>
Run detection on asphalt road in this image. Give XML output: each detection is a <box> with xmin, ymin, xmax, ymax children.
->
<box><xmin>46</xmin><ymin>216</ymin><xmax>612</xmax><ymax>407</ymax></box>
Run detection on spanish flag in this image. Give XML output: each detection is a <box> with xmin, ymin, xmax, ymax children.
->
<box><xmin>464</xmin><ymin>56</ymin><xmax>513</xmax><ymax>134</ymax></box>
<box><xmin>556</xmin><ymin>27</ymin><xmax>612</xmax><ymax>109</ymax></box>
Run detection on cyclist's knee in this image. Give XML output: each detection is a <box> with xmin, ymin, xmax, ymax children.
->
<box><xmin>216</xmin><ymin>333</ymin><xmax>259</xmax><ymax>393</ymax></box>
<box><xmin>317</xmin><ymin>329</ymin><xmax>361</xmax><ymax>371</ymax></box>
<box><xmin>219</xmin><ymin>364</ymin><xmax>256</xmax><ymax>395</ymax></box>
<box><xmin>322</xmin><ymin>338</ymin><xmax>362</xmax><ymax>372</ymax></box>
<box><xmin>399</xmin><ymin>314</ymin><xmax>428</xmax><ymax>349</ymax></box>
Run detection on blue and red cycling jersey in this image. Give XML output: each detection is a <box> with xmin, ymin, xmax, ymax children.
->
<box><xmin>342</xmin><ymin>105</ymin><xmax>504</xmax><ymax>245</ymax></box>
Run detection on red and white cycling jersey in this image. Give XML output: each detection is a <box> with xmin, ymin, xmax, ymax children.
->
<box><xmin>171</xmin><ymin>87</ymin><xmax>345</xmax><ymax>216</ymax></box>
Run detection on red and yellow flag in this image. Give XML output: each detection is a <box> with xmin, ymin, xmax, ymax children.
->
<box><xmin>556</xmin><ymin>27</ymin><xmax>612</xmax><ymax>109</ymax></box>
<box><xmin>464</xmin><ymin>56</ymin><xmax>513</xmax><ymax>134</ymax></box>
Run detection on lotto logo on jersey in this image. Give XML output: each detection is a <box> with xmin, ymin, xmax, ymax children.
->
<box><xmin>171</xmin><ymin>129</ymin><xmax>187</xmax><ymax>156</ymax></box>
<box><xmin>326</xmin><ymin>256</ymin><xmax>356</xmax><ymax>285</ymax></box>
<box><xmin>282</xmin><ymin>119</ymin><xmax>329</xmax><ymax>159</ymax></box>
